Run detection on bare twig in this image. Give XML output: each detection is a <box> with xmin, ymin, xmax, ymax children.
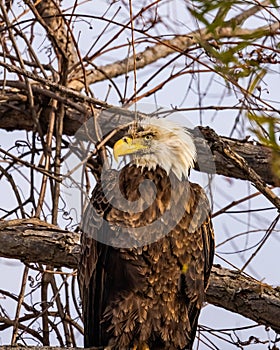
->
<box><xmin>11</xmin><ymin>266</ymin><xmax>29</xmax><ymax>345</ymax></box>
<box><xmin>210</xmin><ymin>129</ymin><xmax>280</xmax><ymax>210</ymax></box>
<box><xmin>41</xmin><ymin>265</ymin><xmax>52</xmax><ymax>346</ymax></box>
<box><xmin>69</xmin><ymin>15</ymin><xmax>280</xmax><ymax>90</ymax></box>
<box><xmin>35</xmin><ymin>99</ymin><xmax>57</xmax><ymax>217</ymax></box>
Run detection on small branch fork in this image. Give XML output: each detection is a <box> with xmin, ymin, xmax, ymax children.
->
<box><xmin>210</xmin><ymin>128</ymin><xmax>280</xmax><ymax>211</ymax></box>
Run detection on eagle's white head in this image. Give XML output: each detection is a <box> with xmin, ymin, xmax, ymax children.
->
<box><xmin>113</xmin><ymin>118</ymin><xmax>196</xmax><ymax>180</ymax></box>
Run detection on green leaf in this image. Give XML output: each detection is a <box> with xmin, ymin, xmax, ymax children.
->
<box><xmin>248</xmin><ymin>68</ymin><xmax>267</xmax><ymax>94</ymax></box>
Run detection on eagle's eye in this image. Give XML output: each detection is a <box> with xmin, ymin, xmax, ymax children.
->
<box><xmin>123</xmin><ymin>136</ymin><xmax>129</xmax><ymax>143</ymax></box>
<box><xmin>144</xmin><ymin>134</ymin><xmax>153</xmax><ymax>141</ymax></box>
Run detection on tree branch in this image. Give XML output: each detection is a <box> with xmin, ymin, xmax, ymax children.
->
<box><xmin>205</xmin><ymin>128</ymin><xmax>280</xmax><ymax>210</ymax></box>
<box><xmin>0</xmin><ymin>220</ymin><xmax>280</xmax><ymax>333</ymax></box>
<box><xmin>207</xmin><ymin>266</ymin><xmax>280</xmax><ymax>334</ymax></box>
<box><xmin>192</xmin><ymin>126</ymin><xmax>279</xmax><ymax>186</ymax></box>
<box><xmin>26</xmin><ymin>0</ymin><xmax>78</xmax><ymax>66</ymax></box>
<box><xmin>0</xmin><ymin>219</ymin><xmax>80</xmax><ymax>269</ymax></box>
<box><xmin>0</xmin><ymin>87</ymin><xmax>278</xmax><ymax>186</ymax></box>
<box><xmin>69</xmin><ymin>2</ymin><xmax>280</xmax><ymax>90</ymax></box>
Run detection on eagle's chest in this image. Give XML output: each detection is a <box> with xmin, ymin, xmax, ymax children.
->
<box><xmin>133</xmin><ymin>217</ymin><xmax>201</xmax><ymax>294</ymax></box>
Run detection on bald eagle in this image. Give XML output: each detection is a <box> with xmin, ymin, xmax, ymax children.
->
<box><xmin>78</xmin><ymin>118</ymin><xmax>214</xmax><ymax>350</ymax></box>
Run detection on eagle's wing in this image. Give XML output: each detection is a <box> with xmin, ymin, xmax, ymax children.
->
<box><xmin>180</xmin><ymin>183</ymin><xmax>215</xmax><ymax>347</ymax></box>
<box><xmin>78</xmin><ymin>168</ymin><xmax>154</xmax><ymax>346</ymax></box>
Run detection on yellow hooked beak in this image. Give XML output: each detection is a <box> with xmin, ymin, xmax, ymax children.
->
<box><xmin>113</xmin><ymin>137</ymin><xmax>147</xmax><ymax>162</ymax></box>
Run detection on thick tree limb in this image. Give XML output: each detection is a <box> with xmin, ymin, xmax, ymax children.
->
<box><xmin>0</xmin><ymin>219</ymin><xmax>80</xmax><ymax>269</ymax></box>
<box><xmin>207</xmin><ymin>266</ymin><xmax>280</xmax><ymax>334</ymax></box>
<box><xmin>0</xmin><ymin>83</ymin><xmax>278</xmax><ymax>186</ymax></box>
<box><xmin>0</xmin><ymin>220</ymin><xmax>280</xmax><ymax>333</ymax></box>
<box><xmin>192</xmin><ymin>126</ymin><xmax>280</xmax><ymax>187</ymax></box>
<box><xmin>204</xmin><ymin>128</ymin><xmax>280</xmax><ymax>210</ymax></box>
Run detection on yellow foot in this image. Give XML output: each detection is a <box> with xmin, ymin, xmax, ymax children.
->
<box><xmin>132</xmin><ymin>343</ymin><xmax>150</xmax><ymax>350</ymax></box>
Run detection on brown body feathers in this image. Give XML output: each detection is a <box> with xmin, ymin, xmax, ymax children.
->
<box><xmin>79</xmin><ymin>164</ymin><xmax>214</xmax><ymax>349</ymax></box>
